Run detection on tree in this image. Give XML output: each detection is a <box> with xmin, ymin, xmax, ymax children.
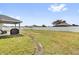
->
<box><xmin>72</xmin><ymin>24</ymin><xmax>76</xmax><ymax>26</ymax></box>
<box><xmin>25</xmin><ymin>25</ymin><xmax>28</xmax><ymax>27</ymax></box>
<box><xmin>72</xmin><ymin>24</ymin><xmax>78</xmax><ymax>26</ymax></box>
<box><xmin>42</xmin><ymin>24</ymin><xmax>46</xmax><ymax>27</ymax></box>
<box><xmin>32</xmin><ymin>25</ymin><xmax>38</xmax><ymax>27</ymax></box>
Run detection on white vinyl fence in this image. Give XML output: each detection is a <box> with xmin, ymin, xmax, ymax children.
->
<box><xmin>25</xmin><ymin>27</ymin><xmax>79</xmax><ymax>32</ymax></box>
<box><xmin>2</xmin><ymin>26</ymin><xmax>79</xmax><ymax>32</ymax></box>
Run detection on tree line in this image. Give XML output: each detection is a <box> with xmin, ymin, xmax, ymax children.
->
<box><xmin>25</xmin><ymin>19</ymin><xmax>79</xmax><ymax>27</ymax></box>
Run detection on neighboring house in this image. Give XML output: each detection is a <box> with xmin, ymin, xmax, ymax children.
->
<box><xmin>52</xmin><ymin>19</ymin><xmax>78</xmax><ymax>27</ymax></box>
<box><xmin>53</xmin><ymin>22</ymin><xmax>71</xmax><ymax>27</ymax></box>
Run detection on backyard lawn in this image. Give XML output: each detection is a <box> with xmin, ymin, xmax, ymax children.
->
<box><xmin>0</xmin><ymin>29</ymin><xmax>79</xmax><ymax>55</ymax></box>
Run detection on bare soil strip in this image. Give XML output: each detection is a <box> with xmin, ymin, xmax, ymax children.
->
<box><xmin>28</xmin><ymin>34</ymin><xmax>44</xmax><ymax>55</ymax></box>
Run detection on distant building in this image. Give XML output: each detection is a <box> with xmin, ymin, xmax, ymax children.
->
<box><xmin>53</xmin><ymin>23</ymin><xmax>72</xmax><ymax>27</ymax></box>
<box><xmin>52</xmin><ymin>19</ymin><xmax>78</xmax><ymax>27</ymax></box>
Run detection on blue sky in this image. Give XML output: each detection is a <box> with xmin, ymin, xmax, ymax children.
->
<box><xmin>0</xmin><ymin>3</ymin><xmax>79</xmax><ymax>26</ymax></box>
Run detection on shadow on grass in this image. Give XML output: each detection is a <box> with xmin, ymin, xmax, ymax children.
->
<box><xmin>0</xmin><ymin>34</ymin><xmax>24</xmax><ymax>39</ymax></box>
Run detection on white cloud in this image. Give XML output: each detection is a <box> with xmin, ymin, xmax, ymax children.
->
<box><xmin>48</xmin><ymin>4</ymin><xmax>68</xmax><ymax>12</ymax></box>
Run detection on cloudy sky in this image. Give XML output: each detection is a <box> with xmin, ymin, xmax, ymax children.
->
<box><xmin>0</xmin><ymin>3</ymin><xmax>79</xmax><ymax>26</ymax></box>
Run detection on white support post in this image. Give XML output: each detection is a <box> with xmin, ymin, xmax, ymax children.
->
<box><xmin>0</xmin><ymin>23</ymin><xmax>3</xmax><ymax>30</ymax></box>
<box><xmin>15</xmin><ymin>24</ymin><xmax>16</xmax><ymax>28</ymax></box>
<box><xmin>19</xmin><ymin>23</ymin><xmax>20</xmax><ymax>29</ymax></box>
<box><xmin>19</xmin><ymin>23</ymin><xmax>21</xmax><ymax>34</ymax></box>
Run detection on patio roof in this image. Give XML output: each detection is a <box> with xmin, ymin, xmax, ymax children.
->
<box><xmin>0</xmin><ymin>15</ymin><xmax>22</xmax><ymax>24</ymax></box>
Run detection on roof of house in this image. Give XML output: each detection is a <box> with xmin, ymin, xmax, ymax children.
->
<box><xmin>0</xmin><ymin>15</ymin><xmax>22</xmax><ymax>24</ymax></box>
<box><xmin>56</xmin><ymin>23</ymin><xmax>71</xmax><ymax>26</ymax></box>
<box><xmin>54</xmin><ymin>23</ymin><xmax>72</xmax><ymax>27</ymax></box>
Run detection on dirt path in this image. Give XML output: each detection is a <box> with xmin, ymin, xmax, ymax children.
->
<box><xmin>28</xmin><ymin>34</ymin><xmax>44</xmax><ymax>55</ymax></box>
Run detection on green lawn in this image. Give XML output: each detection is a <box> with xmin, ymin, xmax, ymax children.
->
<box><xmin>0</xmin><ymin>31</ymin><xmax>35</xmax><ymax>55</ymax></box>
<box><xmin>0</xmin><ymin>29</ymin><xmax>79</xmax><ymax>55</ymax></box>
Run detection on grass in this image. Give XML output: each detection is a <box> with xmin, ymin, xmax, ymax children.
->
<box><xmin>0</xmin><ymin>32</ymin><xmax>35</xmax><ymax>55</ymax></box>
<box><xmin>0</xmin><ymin>29</ymin><xmax>79</xmax><ymax>54</ymax></box>
<box><xmin>23</xmin><ymin>29</ymin><xmax>79</xmax><ymax>55</ymax></box>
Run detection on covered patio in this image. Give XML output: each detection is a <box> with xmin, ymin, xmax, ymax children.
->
<box><xmin>0</xmin><ymin>14</ymin><xmax>22</xmax><ymax>36</ymax></box>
